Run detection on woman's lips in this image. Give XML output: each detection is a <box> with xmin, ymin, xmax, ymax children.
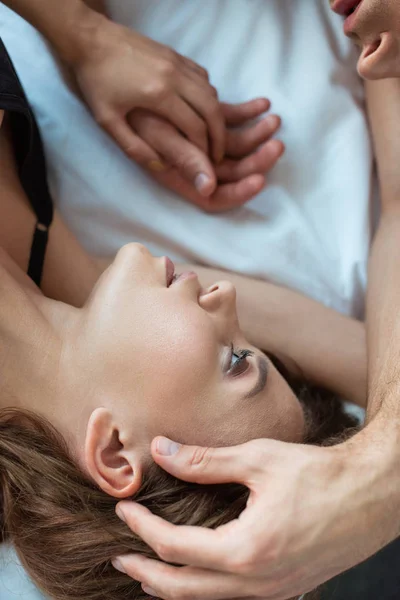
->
<box><xmin>165</xmin><ymin>257</ymin><xmax>175</xmax><ymax>287</ymax></box>
<box><xmin>172</xmin><ymin>272</ymin><xmax>198</xmax><ymax>285</ymax></box>
<box><xmin>165</xmin><ymin>257</ymin><xmax>197</xmax><ymax>287</ymax></box>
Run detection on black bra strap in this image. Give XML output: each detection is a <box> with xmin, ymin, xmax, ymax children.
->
<box><xmin>0</xmin><ymin>37</ymin><xmax>54</xmax><ymax>288</ymax></box>
<box><xmin>27</xmin><ymin>222</ymin><xmax>49</xmax><ymax>286</ymax></box>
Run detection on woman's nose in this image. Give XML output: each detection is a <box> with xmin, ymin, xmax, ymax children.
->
<box><xmin>199</xmin><ymin>280</ymin><xmax>237</xmax><ymax>319</ymax></box>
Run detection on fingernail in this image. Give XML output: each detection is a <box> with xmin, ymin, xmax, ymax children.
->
<box><xmin>156</xmin><ymin>436</ymin><xmax>181</xmax><ymax>456</ymax></box>
<box><xmin>142</xmin><ymin>585</ymin><xmax>158</xmax><ymax>597</ymax></box>
<box><xmin>195</xmin><ymin>173</ymin><xmax>211</xmax><ymax>194</ymax></box>
<box><xmin>115</xmin><ymin>505</ymin><xmax>126</xmax><ymax>523</ymax></box>
<box><xmin>112</xmin><ymin>558</ymin><xmax>126</xmax><ymax>574</ymax></box>
<box><xmin>148</xmin><ymin>160</ymin><xmax>166</xmax><ymax>172</ymax></box>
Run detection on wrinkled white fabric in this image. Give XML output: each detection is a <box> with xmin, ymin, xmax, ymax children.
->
<box><xmin>0</xmin><ymin>0</ymin><xmax>374</xmax><ymax>319</ymax></box>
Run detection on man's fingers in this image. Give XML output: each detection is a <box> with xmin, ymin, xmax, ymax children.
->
<box><xmin>222</xmin><ymin>99</ymin><xmax>271</xmax><ymax>127</ymax></box>
<box><xmin>114</xmin><ymin>502</ymin><xmax>247</xmax><ymax>573</ymax></box>
<box><xmin>158</xmin><ymin>95</ymin><xmax>210</xmax><ymax>155</ymax></box>
<box><xmin>102</xmin><ymin>114</ymin><xmax>161</xmax><ymax>166</ymax></box>
<box><xmin>151</xmin><ymin>437</ymin><xmax>264</xmax><ymax>484</ymax></box>
<box><xmin>130</xmin><ymin>110</ymin><xmax>217</xmax><ymax>196</ymax></box>
<box><xmin>179</xmin><ymin>79</ymin><xmax>226</xmax><ymax>163</ymax></box>
<box><xmin>181</xmin><ymin>56</ymin><xmax>210</xmax><ymax>81</ymax></box>
<box><xmin>217</xmin><ymin>140</ymin><xmax>285</xmax><ymax>183</ymax></box>
<box><xmin>226</xmin><ymin>115</ymin><xmax>282</xmax><ymax>158</ymax></box>
<box><xmin>158</xmin><ymin>137</ymin><xmax>217</xmax><ymax>196</ymax></box>
<box><xmin>112</xmin><ymin>554</ymin><xmax>261</xmax><ymax>600</ymax></box>
<box><xmin>183</xmin><ymin>64</ymin><xmax>214</xmax><ymax>91</ymax></box>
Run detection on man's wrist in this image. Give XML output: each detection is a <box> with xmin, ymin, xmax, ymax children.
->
<box><xmin>3</xmin><ymin>0</ymin><xmax>109</xmax><ymax>65</ymax></box>
<box><xmin>38</xmin><ymin>1</ymin><xmax>108</xmax><ymax>66</ymax></box>
<box><xmin>342</xmin><ymin>420</ymin><xmax>400</xmax><ymax>546</ymax></box>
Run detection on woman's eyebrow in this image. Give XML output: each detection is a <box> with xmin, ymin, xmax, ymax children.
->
<box><xmin>243</xmin><ymin>355</ymin><xmax>268</xmax><ymax>400</ymax></box>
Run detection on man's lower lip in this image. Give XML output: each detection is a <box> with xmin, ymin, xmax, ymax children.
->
<box><xmin>331</xmin><ymin>0</ymin><xmax>360</xmax><ymax>16</ymax></box>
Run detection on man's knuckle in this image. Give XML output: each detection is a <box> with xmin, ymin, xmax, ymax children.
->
<box><xmin>169</xmin><ymin>587</ymin><xmax>190</xmax><ymax>600</ymax></box>
<box><xmin>163</xmin><ymin>47</ymin><xmax>179</xmax><ymax>63</ymax></box>
<box><xmin>206</xmin><ymin>98</ymin><xmax>221</xmax><ymax>116</ymax></box>
<box><xmin>247</xmin><ymin>439</ymin><xmax>268</xmax><ymax>461</ymax></box>
<box><xmin>132</xmin><ymin>112</ymin><xmax>158</xmax><ymax>135</ymax></box>
<box><xmin>210</xmin><ymin>85</ymin><xmax>218</xmax><ymax>98</ymax></box>
<box><xmin>230</xmin><ymin>547</ymin><xmax>257</xmax><ymax>575</ymax></box>
<box><xmin>189</xmin><ymin>446</ymin><xmax>213</xmax><ymax>470</ymax></box>
<box><xmin>144</xmin><ymin>81</ymin><xmax>170</xmax><ymax>103</ymax></box>
<box><xmin>154</xmin><ymin>539</ymin><xmax>175</xmax><ymax>562</ymax></box>
<box><xmin>165</xmin><ymin>577</ymin><xmax>196</xmax><ymax>600</ymax></box>
<box><xmin>192</xmin><ymin>121</ymin><xmax>207</xmax><ymax>140</ymax></box>
<box><xmin>197</xmin><ymin>66</ymin><xmax>209</xmax><ymax>80</ymax></box>
<box><xmin>158</xmin><ymin>57</ymin><xmax>177</xmax><ymax>78</ymax></box>
<box><xmin>174</xmin><ymin>153</ymin><xmax>199</xmax><ymax>173</ymax></box>
<box><xmin>174</xmin><ymin>589</ymin><xmax>194</xmax><ymax>600</ymax></box>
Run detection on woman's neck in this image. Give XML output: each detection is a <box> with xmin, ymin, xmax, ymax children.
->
<box><xmin>0</xmin><ymin>252</ymin><xmax>58</xmax><ymax>411</ymax></box>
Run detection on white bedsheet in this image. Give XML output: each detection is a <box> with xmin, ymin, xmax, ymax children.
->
<box><xmin>0</xmin><ymin>545</ymin><xmax>46</xmax><ymax>600</ymax></box>
<box><xmin>0</xmin><ymin>0</ymin><xmax>374</xmax><ymax>319</ymax></box>
<box><xmin>0</xmin><ymin>1</ymin><xmax>374</xmax><ymax>597</ymax></box>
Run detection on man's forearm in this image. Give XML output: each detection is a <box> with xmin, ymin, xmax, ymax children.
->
<box><xmin>366</xmin><ymin>212</ymin><xmax>400</xmax><ymax>423</ymax></box>
<box><xmin>2</xmin><ymin>0</ymin><xmax>107</xmax><ymax>63</ymax></box>
<box><xmin>366</xmin><ymin>79</ymin><xmax>400</xmax><ymax>425</ymax></box>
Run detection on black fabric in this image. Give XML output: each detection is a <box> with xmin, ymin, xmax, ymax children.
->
<box><xmin>0</xmin><ymin>37</ymin><xmax>54</xmax><ymax>287</ymax></box>
<box><xmin>321</xmin><ymin>537</ymin><xmax>400</xmax><ymax>600</ymax></box>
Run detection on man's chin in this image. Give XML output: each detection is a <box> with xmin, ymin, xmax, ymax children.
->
<box><xmin>357</xmin><ymin>33</ymin><xmax>400</xmax><ymax>79</ymax></box>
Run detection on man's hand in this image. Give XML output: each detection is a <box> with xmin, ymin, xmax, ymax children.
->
<box><xmin>128</xmin><ymin>99</ymin><xmax>283</xmax><ymax>211</ymax></box>
<box><xmin>4</xmin><ymin>0</ymin><xmax>225</xmax><ymax>167</ymax></box>
<box><xmin>3</xmin><ymin>1</ymin><xmax>283</xmax><ymax>206</ymax></box>
<box><xmin>113</xmin><ymin>432</ymin><xmax>399</xmax><ymax>600</ymax></box>
<box><xmin>70</xmin><ymin>16</ymin><xmax>226</xmax><ymax>167</ymax></box>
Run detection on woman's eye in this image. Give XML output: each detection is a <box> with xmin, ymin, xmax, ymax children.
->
<box><xmin>228</xmin><ymin>348</ymin><xmax>253</xmax><ymax>377</ymax></box>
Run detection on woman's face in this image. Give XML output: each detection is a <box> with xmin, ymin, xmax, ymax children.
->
<box><xmin>61</xmin><ymin>244</ymin><xmax>305</xmax><ymax>453</ymax></box>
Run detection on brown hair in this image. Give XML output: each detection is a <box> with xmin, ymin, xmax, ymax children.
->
<box><xmin>0</xmin><ymin>408</ymin><xmax>249</xmax><ymax>600</ymax></box>
<box><xmin>0</xmin><ymin>384</ymin><xmax>356</xmax><ymax>600</ymax></box>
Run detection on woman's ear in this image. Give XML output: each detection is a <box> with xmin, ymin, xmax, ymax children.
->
<box><xmin>84</xmin><ymin>408</ymin><xmax>142</xmax><ymax>498</ymax></box>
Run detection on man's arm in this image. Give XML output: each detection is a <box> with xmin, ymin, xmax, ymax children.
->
<box><xmin>1</xmin><ymin>0</ymin><xmax>106</xmax><ymax>64</ymax></box>
<box><xmin>365</xmin><ymin>79</ymin><xmax>400</xmax><ymax>422</ymax></box>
